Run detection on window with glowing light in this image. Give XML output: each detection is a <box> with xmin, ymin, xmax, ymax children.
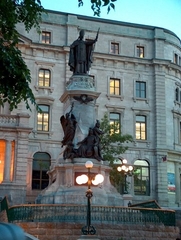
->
<box><xmin>38</xmin><ymin>69</ymin><xmax>51</xmax><ymax>87</ymax></box>
<box><xmin>136</xmin><ymin>46</ymin><xmax>144</xmax><ymax>58</ymax></box>
<box><xmin>110</xmin><ymin>78</ymin><xmax>120</xmax><ymax>95</ymax></box>
<box><xmin>135</xmin><ymin>115</ymin><xmax>146</xmax><ymax>140</ymax></box>
<box><xmin>37</xmin><ymin>105</ymin><xmax>49</xmax><ymax>131</ymax></box>
<box><xmin>32</xmin><ymin>152</ymin><xmax>50</xmax><ymax>190</ymax></box>
<box><xmin>42</xmin><ymin>31</ymin><xmax>51</xmax><ymax>44</ymax></box>
<box><xmin>134</xmin><ymin>160</ymin><xmax>150</xmax><ymax>196</ymax></box>
<box><xmin>10</xmin><ymin>141</ymin><xmax>15</xmax><ymax>181</ymax></box>
<box><xmin>0</xmin><ymin>140</ymin><xmax>5</xmax><ymax>183</ymax></box>
<box><xmin>110</xmin><ymin>112</ymin><xmax>120</xmax><ymax>134</ymax></box>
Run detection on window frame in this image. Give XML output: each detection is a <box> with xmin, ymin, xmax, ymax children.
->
<box><xmin>174</xmin><ymin>53</ymin><xmax>178</xmax><ymax>64</ymax></box>
<box><xmin>109</xmin><ymin>112</ymin><xmax>121</xmax><ymax>134</ymax></box>
<box><xmin>38</xmin><ymin>68</ymin><xmax>51</xmax><ymax>87</ymax></box>
<box><xmin>136</xmin><ymin>81</ymin><xmax>146</xmax><ymax>98</ymax></box>
<box><xmin>110</xmin><ymin>78</ymin><xmax>120</xmax><ymax>96</ymax></box>
<box><xmin>42</xmin><ymin>31</ymin><xmax>51</xmax><ymax>44</ymax></box>
<box><xmin>135</xmin><ymin>115</ymin><xmax>147</xmax><ymax>140</ymax></box>
<box><xmin>134</xmin><ymin>160</ymin><xmax>150</xmax><ymax>196</ymax></box>
<box><xmin>32</xmin><ymin>152</ymin><xmax>51</xmax><ymax>190</ymax></box>
<box><xmin>37</xmin><ymin>104</ymin><xmax>50</xmax><ymax>132</ymax></box>
<box><xmin>136</xmin><ymin>45</ymin><xmax>145</xmax><ymax>58</ymax></box>
<box><xmin>110</xmin><ymin>42</ymin><xmax>119</xmax><ymax>54</ymax></box>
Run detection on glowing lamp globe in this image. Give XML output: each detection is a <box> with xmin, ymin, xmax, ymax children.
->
<box><xmin>85</xmin><ymin>161</ymin><xmax>93</xmax><ymax>169</ymax></box>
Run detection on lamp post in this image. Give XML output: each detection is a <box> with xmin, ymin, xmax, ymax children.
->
<box><xmin>117</xmin><ymin>158</ymin><xmax>134</xmax><ymax>194</ymax></box>
<box><xmin>76</xmin><ymin>160</ymin><xmax>104</xmax><ymax>235</ymax></box>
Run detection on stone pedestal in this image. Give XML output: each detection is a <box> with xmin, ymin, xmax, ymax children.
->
<box><xmin>36</xmin><ymin>74</ymin><xmax>123</xmax><ymax>206</ymax></box>
<box><xmin>77</xmin><ymin>235</ymin><xmax>100</xmax><ymax>240</ymax></box>
<box><xmin>122</xmin><ymin>194</ymin><xmax>133</xmax><ymax>207</ymax></box>
<box><xmin>36</xmin><ymin>158</ymin><xmax>123</xmax><ymax>206</ymax></box>
<box><xmin>60</xmin><ymin>75</ymin><xmax>101</xmax><ymax>145</ymax></box>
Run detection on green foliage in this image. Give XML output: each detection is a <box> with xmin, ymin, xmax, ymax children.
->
<box><xmin>100</xmin><ymin>113</ymin><xmax>133</xmax><ymax>165</ymax></box>
<box><xmin>0</xmin><ymin>0</ymin><xmax>45</xmax><ymax>111</ymax></box>
<box><xmin>78</xmin><ymin>0</ymin><xmax>117</xmax><ymax>16</ymax></box>
<box><xmin>100</xmin><ymin>113</ymin><xmax>133</xmax><ymax>191</ymax></box>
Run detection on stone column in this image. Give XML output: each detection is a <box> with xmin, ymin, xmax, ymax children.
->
<box><xmin>3</xmin><ymin>139</ymin><xmax>12</xmax><ymax>182</ymax></box>
<box><xmin>175</xmin><ymin>163</ymin><xmax>180</xmax><ymax>205</ymax></box>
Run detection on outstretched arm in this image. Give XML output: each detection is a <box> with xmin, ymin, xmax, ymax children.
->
<box><xmin>95</xmin><ymin>27</ymin><xmax>100</xmax><ymax>41</ymax></box>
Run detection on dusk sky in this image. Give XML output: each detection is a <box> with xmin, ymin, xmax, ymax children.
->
<box><xmin>40</xmin><ymin>0</ymin><xmax>181</xmax><ymax>39</ymax></box>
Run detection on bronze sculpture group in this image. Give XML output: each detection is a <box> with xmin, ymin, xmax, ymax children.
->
<box><xmin>61</xmin><ymin>29</ymin><xmax>104</xmax><ymax>162</ymax></box>
<box><xmin>61</xmin><ymin>117</ymin><xmax>104</xmax><ymax>162</ymax></box>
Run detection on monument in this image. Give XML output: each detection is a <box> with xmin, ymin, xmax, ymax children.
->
<box><xmin>36</xmin><ymin>29</ymin><xmax>123</xmax><ymax>206</ymax></box>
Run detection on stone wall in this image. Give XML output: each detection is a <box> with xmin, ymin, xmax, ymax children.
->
<box><xmin>0</xmin><ymin>210</ymin><xmax>8</xmax><ymax>222</ymax></box>
<box><xmin>17</xmin><ymin>222</ymin><xmax>180</xmax><ymax>240</ymax></box>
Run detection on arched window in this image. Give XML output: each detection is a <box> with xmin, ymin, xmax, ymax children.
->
<box><xmin>134</xmin><ymin>160</ymin><xmax>150</xmax><ymax>196</ymax></box>
<box><xmin>32</xmin><ymin>152</ymin><xmax>51</xmax><ymax>190</ymax></box>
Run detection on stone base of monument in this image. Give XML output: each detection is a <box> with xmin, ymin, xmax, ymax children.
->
<box><xmin>36</xmin><ymin>158</ymin><xmax>123</xmax><ymax>206</ymax></box>
<box><xmin>122</xmin><ymin>194</ymin><xmax>133</xmax><ymax>207</ymax></box>
<box><xmin>77</xmin><ymin>235</ymin><xmax>100</xmax><ymax>240</ymax></box>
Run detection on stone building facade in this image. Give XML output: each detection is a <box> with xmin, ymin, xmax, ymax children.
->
<box><xmin>0</xmin><ymin>10</ymin><xmax>181</xmax><ymax>207</ymax></box>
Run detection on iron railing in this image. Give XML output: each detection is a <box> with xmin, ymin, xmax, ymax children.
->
<box><xmin>0</xmin><ymin>197</ymin><xmax>175</xmax><ymax>226</ymax></box>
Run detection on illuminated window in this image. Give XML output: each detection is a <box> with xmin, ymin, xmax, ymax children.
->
<box><xmin>134</xmin><ymin>160</ymin><xmax>150</xmax><ymax>196</ymax></box>
<box><xmin>0</xmin><ymin>140</ymin><xmax>5</xmax><ymax>183</ymax></box>
<box><xmin>32</xmin><ymin>152</ymin><xmax>50</xmax><ymax>190</ymax></box>
<box><xmin>10</xmin><ymin>141</ymin><xmax>15</xmax><ymax>181</ymax></box>
<box><xmin>38</xmin><ymin>69</ymin><xmax>51</xmax><ymax>87</ymax></box>
<box><xmin>136</xmin><ymin>115</ymin><xmax>146</xmax><ymax>140</ymax></box>
<box><xmin>37</xmin><ymin>105</ymin><xmax>49</xmax><ymax>131</ymax></box>
<box><xmin>110</xmin><ymin>42</ymin><xmax>119</xmax><ymax>54</ymax></box>
<box><xmin>136</xmin><ymin>46</ymin><xmax>144</xmax><ymax>58</ymax></box>
<box><xmin>42</xmin><ymin>31</ymin><xmax>51</xmax><ymax>44</ymax></box>
<box><xmin>110</xmin><ymin>78</ymin><xmax>120</xmax><ymax>95</ymax></box>
<box><xmin>136</xmin><ymin>81</ymin><xmax>146</xmax><ymax>98</ymax></box>
<box><xmin>110</xmin><ymin>112</ymin><xmax>120</xmax><ymax>134</ymax></box>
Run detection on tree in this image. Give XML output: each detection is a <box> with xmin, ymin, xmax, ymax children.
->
<box><xmin>0</xmin><ymin>0</ymin><xmax>44</xmax><ymax>111</ymax></box>
<box><xmin>78</xmin><ymin>0</ymin><xmax>117</xmax><ymax>17</ymax></box>
<box><xmin>100</xmin><ymin>113</ymin><xmax>133</xmax><ymax>193</ymax></box>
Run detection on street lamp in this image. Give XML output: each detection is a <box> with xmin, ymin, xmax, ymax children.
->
<box><xmin>117</xmin><ymin>158</ymin><xmax>134</xmax><ymax>194</ymax></box>
<box><xmin>76</xmin><ymin>160</ymin><xmax>104</xmax><ymax>235</ymax></box>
